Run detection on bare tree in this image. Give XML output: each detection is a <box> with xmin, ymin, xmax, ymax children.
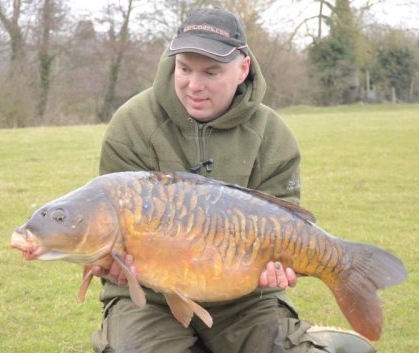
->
<box><xmin>141</xmin><ymin>0</ymin><xmax>215</xmax><ymax>43</ymax></box>
<box><xmin>0</xmin><ymin>0</ymin><xmax>417</xmax><ymax>127</ymax></box>
<box><xmin>0</xmin><ymin>0</ymin><xmax>38</xmax><ymax>127</ymax></box>
<box><xmin>35</xmin><ymin>0</ymin><xmax>69</xmax><ymax>120</ymax></box>
<box><xmin>96</xmin><ymin>0</ymin><xmax>136</xmax><ymax>122</ymax></box>
<box><xmin>0</xmin><ymin>0</ymin><xmax>24</xmax><ymax>67</ymax></box>
<box><xmin>37</xmin><ymin>0</ymin><xmax>54</xmax><ymax>119</ymax></box>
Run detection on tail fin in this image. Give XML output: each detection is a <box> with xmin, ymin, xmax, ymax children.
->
<box><xmin>327</xmin><ymin>241</ymin><xmax>407</xmax><ymax>341</ymax></box>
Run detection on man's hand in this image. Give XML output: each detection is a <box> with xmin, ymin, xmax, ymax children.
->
<box><xmin>258</xmin><ymin>261</ymin><xmax>297</xmax><ymax>289</ymax></box>
<box><xmin>91</xmin><ymin>256</ymin><xmax>297</xmax><ymax>290</ymax></box>
<box><xmin>90</xmin><ymin>254</ymin><xmax>136</xmax><ymax>286</ymax></box>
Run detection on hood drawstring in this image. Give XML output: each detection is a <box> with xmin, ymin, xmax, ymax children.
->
<box><xmin>202</xmin><ymin>158</ymin><xmax>214</xmax><ymax>172</ymax></box>
<box><xmin>190</xmin><ymin>158</ymin><xmax>213</xmax><ymax>173</ymax></box>
<box><xmin>188</xmin><ymin>118</ymin><xmax>214</xmax><ymax>174</ymax></box>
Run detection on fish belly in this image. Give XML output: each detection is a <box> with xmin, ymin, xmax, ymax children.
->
<box><xmin>125</xmin><ymin>233</ymin><xmax>269</xmax><ymax>301</ymax></box>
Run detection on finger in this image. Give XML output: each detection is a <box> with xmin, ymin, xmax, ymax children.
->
<box><xmin>125</xmin><ymin>254</ymin><xmax>135</xmax><ymax>271</ymax></box>
<box><xmin>259</xmin><ymin>269</ymin><xmax>269</xmax><ymax>288</ymax></box>
<box><xmin>117</xmin><ymin>254</ymin><xmax>134</xmax><ymax>286</ymax></box>
<box><xmin>274</xmin><ymin>262</ymin><xmax>289</xmax><ymax>289</ymax></box>
<box><xmin>108</xmin><ymin>259</ymin><xmax>121</xmax><ymax>278</ymax></box>
<box><xmin>267</xmin><ymin>261</ymin><xmax>280</xmax><ymax>288</ymax></box>
<box><xmin>106</xmin><ymin>260</ymin><xmax>126</xmax><ymax>286</ymax></box>
<box><xmin>90</xmin><ymin>265</ymin><xmax>107</xmax><ymax>277</ymax></box>
<box><xmin>117</xmin><ymin>265</ymin><xmax>129</xmax><ymax>286</ymax></box>
<box><xmin>285</xmin><ymin>267</ymin><xmax>297</xmax><ymax>288</ymax></box>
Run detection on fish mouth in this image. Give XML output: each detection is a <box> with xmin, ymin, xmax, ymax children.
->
<box><xmin>11</xmin><ymin>228</ymin><xmax>115</xmax><ymax>264</ymax></box>
<box><xmin>10</xmin><ymin>229</ymin><xmax>96</xmax><ymax>262</ymax></box>
<box><xmin>10</xmin><ymin>229</ymin><xmax>49</xmax><ymax>261</ymax></box>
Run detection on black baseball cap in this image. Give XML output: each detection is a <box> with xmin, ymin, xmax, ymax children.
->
<box><xmin>167</xmin><ymin>8</ymin><xmax>248</xmax><ymax>63</ymax></box>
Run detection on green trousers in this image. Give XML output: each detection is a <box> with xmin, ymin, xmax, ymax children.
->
<box><xmin>91</xmin><ymin>292</ymin><xmax>326</xmax><ymax>353</ymax></box>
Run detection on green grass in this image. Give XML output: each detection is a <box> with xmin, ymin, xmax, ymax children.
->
<box><xmin>1</xmin><ymin>104</ymin><xmax>418</xmax><ymax>352</ymax></box>
<box><xmin>0</xmin><ymin>126</ymin><xmax>106</xmax><ymax>353</ymax></box>
<box><xmin>282</xmin><ymin>103</ymin><xmax>419</xmax><ymax>352</ymax></box>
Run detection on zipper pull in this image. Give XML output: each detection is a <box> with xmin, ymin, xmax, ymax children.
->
<box><xmin>202</xmin><ymin>159</ymin><xmax>214</xmax><ymax>172</ymax></box>
<box><xmin>190</xmin><ymin>164</ymin><xmax>201</xmax><ymax>173</ymax></box>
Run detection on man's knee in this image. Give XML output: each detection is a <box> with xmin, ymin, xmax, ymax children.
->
<box><xmin>307</xmin><ymin>326</ymin><xmax>376</xmax><ymax>353</ymax></box>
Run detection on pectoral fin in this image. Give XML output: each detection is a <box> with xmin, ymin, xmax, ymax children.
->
<box><xmin>111</xmin><ymin>251</ymin><xmax>147</xmax><ymax>307</ymax></box>
<box><xmin>165</xmin><ymin>289</ymin><xmax>213</xmax><ymax>328</ymax></box>
<box><xmin>78</xmin><ymin>266</ymin><xmax>93</xmax><ymax>302</ymax></box>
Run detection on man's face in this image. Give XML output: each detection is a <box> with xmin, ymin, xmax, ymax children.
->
<box><xmin>174</xmin><ymin>53</ymin><xmax>250</xmax><ymax>122</ymax></box>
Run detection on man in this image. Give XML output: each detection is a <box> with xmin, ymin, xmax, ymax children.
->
<box><xmin>91</xmin><ymin>8</ymin><xmax>375</xmax><ymax>353</ymax></box>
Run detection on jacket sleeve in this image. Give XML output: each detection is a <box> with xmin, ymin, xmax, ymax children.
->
<box><xmin>253</xmin><ymin>154</ymin><xmax>300</xmax><ymax>205</ymax></box>
<box><xmin>99</xmin><ymin>94</ymin><xmax>156</xmax><ymax>175</ymax></box>
<box><xmin>99</xmin><ymin>137</ymin><xmax>149</xmax><ymax>175</ymax></box>
<box><xmin>247</xmin><ymin>112</ymin><xmax>301</xmax><ymax>205</ymax></box>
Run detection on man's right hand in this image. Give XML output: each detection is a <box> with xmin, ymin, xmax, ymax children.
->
<box><xmin>90</xmin><ymin>254</ymin><xmax>136</xmax><ymax>286</ymax></box>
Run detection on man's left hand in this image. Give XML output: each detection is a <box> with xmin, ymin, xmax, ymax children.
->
<box><xmin>259</xmin><ymin>261</ymin><xmax>297</xmax><ymax>289</ymax></box>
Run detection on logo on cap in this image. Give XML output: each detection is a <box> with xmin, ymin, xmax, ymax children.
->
<box><xmin>183</xmin><ymin>24</ymin><xmax>230</xmax><ymax>38</ymax></box>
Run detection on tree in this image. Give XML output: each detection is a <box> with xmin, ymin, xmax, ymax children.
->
<box><xmin>367</xmin><ymin>28</ymin><xmax>419</xmax><ymax>102</ymax></box>
<box><xmin>58</xmin><ymin>20</ymin><xmax>102</xmax><ymax>123</ymax></box>
<box><xmin>0</xmin><ymin>0</ymin><xmax>39</xmax><ymax>127</ymax></box>
<box><xmin>378</xmin><ymin>46</ymin><xmax>417</xmax><ymax>101</ymax></box>
<box><xmin>0</xmin><ymin>0</ymin><xmax>24</xmax><ymax>67</ymax></box>
<box><xmin>307</xmin><ymin>0</ymin><xmax>360</xmax><ymax>105</ymax></box>
<box><xmin>97</xmin><ymin>0</ymin><xmax>135</xmax><ymax>123</ymax></box>
<box><xmin>37</xmin><ymin>0</ymin><xmax>54</xmax><ymax>119</ymax></box>
<box><xmin>34</xmin><ymin>0</ymin><xmax>70</xmax><ymax>121</ymax></box>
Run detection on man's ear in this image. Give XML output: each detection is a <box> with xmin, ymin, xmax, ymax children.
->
<box><xmin>238</xmin><ymin>56</ymin><xmax>251</xmax><ymax>84</ymax></box>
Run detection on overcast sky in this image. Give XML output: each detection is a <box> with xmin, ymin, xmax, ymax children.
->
<box><xmin>71</xmin><ymin>0</ymin><xmax>418</xmax><ymax>26</ymax></box>
<box><xmin>71</xmin><ymin>0</ymin><xmax>419</xmax><ymax>43</ymax></box>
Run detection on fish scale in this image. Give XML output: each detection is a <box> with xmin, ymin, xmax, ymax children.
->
<box><xmin>11</xmin><ymin>170</ymin><xmax>407</xmax><ymax>341</ymax></box>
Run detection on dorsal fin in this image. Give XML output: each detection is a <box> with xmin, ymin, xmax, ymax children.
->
<box><xmin>228</xmin><ymin>184</ymin><xmax>316</xmax><ymax>223</ymax></box>
<box><xmin>163</xmin><ymin>172</ymin><xmax>316</xmax><ymax>223</ymax></box>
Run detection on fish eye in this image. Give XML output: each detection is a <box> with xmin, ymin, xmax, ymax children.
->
<box><xmin>51</xmin><ymin>209</ymin><xmax>66</xmax><ymax>223</ymax></box>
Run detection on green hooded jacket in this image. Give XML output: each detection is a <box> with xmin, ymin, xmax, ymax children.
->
<box><xmin>98</xmin><ymin>50</ymin><xmax>300</xmax><ymax>309</ymax></box>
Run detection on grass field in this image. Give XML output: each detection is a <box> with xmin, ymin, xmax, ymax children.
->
<box><xmin>1</xmin><ymin>104</ymin><xmax>418</xmax><ymax>352</ymax></box>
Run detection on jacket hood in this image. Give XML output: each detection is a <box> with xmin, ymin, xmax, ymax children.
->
<box><xmin>153</xmin><ymin>49</ymin><xmax>266</xmax><ymax>130</ymax></box>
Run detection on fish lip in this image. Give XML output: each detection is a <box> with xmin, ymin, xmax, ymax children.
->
<box><xmin>37</xmin><ymin>251</ymin><xmax>68</xmax><ymax>261</ymax></box>
<box><xmin>11</xmin><ymin>227</ymin><xmax>117</xmax><ymax>264</ymax></box>
<box><xmin>11</xmin><ymin>229</ymin><xmax>48</xmax><ymax>261</ymax></box>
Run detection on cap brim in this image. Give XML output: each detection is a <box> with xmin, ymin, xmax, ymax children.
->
<box><xmin>167</xmin><ymin>36</ymin><xmax>240</xmax><ymax>63</ymax></box>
